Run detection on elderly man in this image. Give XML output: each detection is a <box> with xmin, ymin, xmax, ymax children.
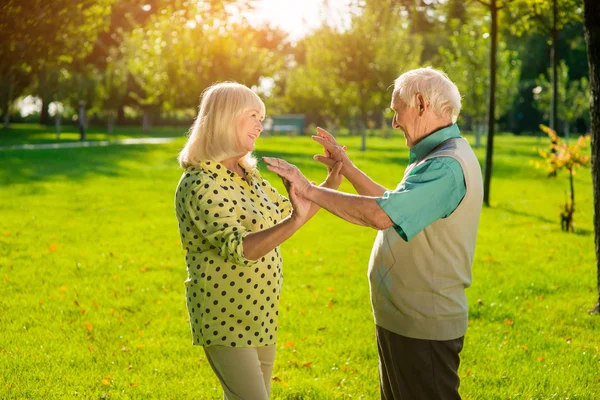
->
<box><xmin>263</xmin><ymin>67</ymin><xmax>483</xmax><ymax>399</ymax></box>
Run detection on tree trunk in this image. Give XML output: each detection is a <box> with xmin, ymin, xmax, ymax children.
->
<box><xmin>117</xmin><ymin>105</ymin><xmax>126</xmax><ymax>125</ymax></box>
<box><xmin>107</xmin><ymin>114</ymin><xmax>115</xmax><ymax>135</ymax></box>
<box><xmin>550</xmin><ymin>0</ymin><xmax>559</xmax><ymax>134</ymax></box>
<box><xmin>3</xmin><ymin>108</ymin><xmax>9</xmax><ymax>129</ymax></box>
<box><xmin>142</xmin><ymin>109</ymin><xmax>152</xmax><ymax>133</ymax></box>
<box><xmin>55</xmin><ymin>114</ymin><xmax>61</xmax><ymax>139</ymax></box>
<box><xmin>40</xmin><ymin>97</ymin><xmax>51</xmax><ymax>125</ymax></box>
<box><xmin>3</xmin><ymin>78</ymin><xmax>12</xmax><ymax>129</ymax></box>
<box><xmin>549</xmin><ymin>0</ymin><xmax>559</xmax><ymax>172</ymax></box>
<box><xmin>483</xmin><ymin>0</ymin><xmax>498</xmax><ymax>207</ymax></box>
<box><xmin>564</xmin><ymin>121</ymin><xmax>570</xmax><ymax>144</ymax></box>
<box><xmin>359</xmin><ymin>117</ymin><xmax>367</xmax><ymax>152</ymax></box>
<box><xmin>475</xmin><ymin>123</ymin><xmax>483</xmax><ymax>148</ymax></box>
<box><xmin>583</xmin><ymin>0</ymin><xmax>600</xmax><ymax>314</ymax></box>
<box><xmin>79</xmin><ymin>101</ymin><xmax>87</xmax><ymax>141</ymax></box>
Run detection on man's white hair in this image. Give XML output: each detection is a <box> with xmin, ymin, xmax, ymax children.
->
<box><xmin>393</xmin><ymin>67</ymin><xmax>462</xmax><ymax>123</ymax></box>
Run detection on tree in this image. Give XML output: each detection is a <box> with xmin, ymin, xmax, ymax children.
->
<box><xmin>439</xmin><ymin>15</ymin><xmax>521</xmax><ymax>147</ymax></box>
<box><xmin>511</xmin><ymin>0</ymin><xmax>583</xmax><ymax>135</ymax></box>
<box><xmin>0</xmin><ymin>0</ymin><xmax>112</xmax><ymax>129</ymax></box>
<box><xmin>284</xmin><ymin>2</ymin><xmax>422</xmax><ymax>149</ymax></box>
<box><xmin>536</xmin><ymin>125</ymin><xmax>590</xmax><ymax>231</ymax></box>
<box><xmin>474</xmin><ymin>0</ymin><xmax>514</xmax><ymax>206</ymax></box>
<box><xmin>582</xmin><ymin>0</ymin><xmax>600</xmax><ymax>314</ymax></box>
<box><xmin>534</xmin><ymin>60</ymin><xmax>590</xmax><ymax>140</ymax></box>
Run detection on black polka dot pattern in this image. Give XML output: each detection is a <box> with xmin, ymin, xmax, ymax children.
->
<box><xmin>175</xmin><ymin>160</ymin><xmax>291</xmax><ymax>348</ymax></box>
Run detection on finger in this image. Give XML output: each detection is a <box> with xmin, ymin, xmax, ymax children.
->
<box><xmin>333</xmin><ymin>161</ymin><xmax>343</xmax><ymax>175</ymax></box>
<box><xmin>313</xmin><ymin>154</ymin><xmax>338</xmax><ymax>168</ymax></box>
<box><xmin>316</xmin><ymin>127</ymin><xmax>337</xmax><ymax>142</ymax></box>
<box><xmin>266</xmin><ymin>165</ymin><xmax>293</xmax><ymax>179</ymax></box>
<box><xmin>311</xmin><ymin>136</ymin><xmax>338</xmax><ymax>153</ymax></box>
<box><xmin>262</xmin><ymin>157</ymin><xmax>292</xmax><ymax>168</ymax></box>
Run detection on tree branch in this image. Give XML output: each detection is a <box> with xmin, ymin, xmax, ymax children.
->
<box><xmin>475</xmin><ymin>0</ymin><xmax>492</xmax><ymax>7</ymax></box>
<box><xmin>498</xmin><ymin>0</ymin><xmax>516</xmax><ymax>10</ymax></box>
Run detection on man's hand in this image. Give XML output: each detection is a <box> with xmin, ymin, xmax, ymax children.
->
<box><xmin>263</xmin><ymin>157</ymin><xmax>315</xmax><ymax>223</ymax></box>
<box><xmin>312</xmin><ymin>127</ymin><xmax>353</xmax><ymax>176</ymax></box>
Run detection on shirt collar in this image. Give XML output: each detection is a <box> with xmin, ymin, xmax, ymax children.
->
<box><xmin>195</xmin><ymin>160</ymin><xmax>258</xmax><ymax>183</ymax></box>
<box><xmin>409</xmin><ymin>124</ymin><xmax>461</xmax><ymax>163</ymax></box>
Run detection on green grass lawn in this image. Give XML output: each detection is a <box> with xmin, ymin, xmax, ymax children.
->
<box><xmin>1</xmin><ymin>126</ymin><xmax>598</xmax><ymax>399</ymax></box>
<box><xmin>0</xmin><ymin>123</ymin><xmax>187</xmax><ymax>146</ymax></box>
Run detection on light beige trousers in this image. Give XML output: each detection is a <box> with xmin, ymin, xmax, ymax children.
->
<box><xmin>204</xmin><ymin>345</ymin><xmax>276</xmax><ymax>400</ymax></box>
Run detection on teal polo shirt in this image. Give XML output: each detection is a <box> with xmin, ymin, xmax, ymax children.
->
<box><xmin>376</xmin><ymin>124</ymin><xmax>466</xmax><ymax>241</ymax></box>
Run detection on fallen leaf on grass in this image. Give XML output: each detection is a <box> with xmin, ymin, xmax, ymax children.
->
<box><xmin>101</xmin><ymin>379</ymin><xmax>110</xmax><ymax>386</ymax></box>
<box><xmin>504</xmin><ymin>319</ymin><xmax>513</xmax><ymax>326</ymax></box>
<box><xmin>302</xmin><ymin>362</ymin><xmax>313</xmax><ymax>367</ymax></box>
<box><xmin>85</xmin><ymin>323</ymin><xmax>93</xmax><ymax>332</ymax></box>
<box><xmin>465</xmin><ymin>368</ymin><xmax>472</xmax><ymax>377</ymax></box>
<box><xmin>537</xmin><ymin>357</ymin><xmax>544</xmax><ymax>362</ymax></box>
<box><xmin>520</xmin><ymin>345</ymin><xmax>528</xmax><ymax>351</ymax></box>
<box><xmin>284</xmin><ymin>341</ymin><xmax>294</xmax><ymax>348</ymax></box>
<box><xmin>272</xmin><ymin>376</ymin><xmax>282</xmax><ymax>382</ymax></box>
<box><xmin>49</xmin><ymin>243</ymin><xmax>58</xmax><ymax>252</ymax></box>
<box><xmin>129</xmin><ymin>383</ymin><xmax>138</xmax><ymax>387</ymax></box>
<box><xmin>92</xmin><ymin>302</ymin><xmax>99</xmax><ymax>308</ymax></box>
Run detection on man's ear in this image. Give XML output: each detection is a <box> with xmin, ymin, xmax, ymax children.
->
<box><xmin>416</xmin><ymin>93</ymin><xmax>425</xmax><ymax>116</ymax></box>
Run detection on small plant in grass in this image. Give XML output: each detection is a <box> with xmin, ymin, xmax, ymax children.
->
<box><xmin>535</xmin><ymin>124</ymin><xmax>591</xmax><ymax>232</ymax></box>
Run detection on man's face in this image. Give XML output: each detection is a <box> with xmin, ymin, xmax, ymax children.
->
<box><xmin>390</xmin><ymin>95</ymin><xmax>419</xmax><ymax>147</ymax></box>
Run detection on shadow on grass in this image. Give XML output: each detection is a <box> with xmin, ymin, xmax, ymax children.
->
<box><xmin>1</xmin><ymin>123</ymin><xmax>187</xmax><ymax>146</ymax></box>
<box><xmin>494</xmin><ymin>205</ymin><xmax>557</xmax><ymax>225</ymax></box>
<box><xmin>0</xmin><ymin>143</ymin><xmax>175</xmax><ymax>186</ymax></box>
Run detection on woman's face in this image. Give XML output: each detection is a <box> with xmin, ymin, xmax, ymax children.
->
<box><xmin>237</xmin><ymin>108</ymin><xmax>264</xmax><ymax>153</ymax></box>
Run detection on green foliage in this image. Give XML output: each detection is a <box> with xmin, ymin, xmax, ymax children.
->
<box><xmin>510</xmin><ymin>0</ymin><xmax>584</xmax><ymax>36</ymax></box>
<box><xmin>439</xmin><ymin>18</ymin><xmax>522</xmax><ymax>125</ymax></box>
<box><xmin>534</xmin><ymin>60</ymin><xmax>590</xmax><ymax>126</ymax></box>
<box><xmin>535</xmin><ymin>124</ymin><xmax>591</xmax><ymax>231</ymax></box>
<box><xmin>283</xmin><ymin>8</ymin><xmax>422</xmax><ymax>128</ymax></box>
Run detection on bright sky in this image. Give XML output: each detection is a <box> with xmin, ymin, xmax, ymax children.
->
<box><xmin>247</xmin><ymin>0</ymin><xmax>355</xmax><ymax>40</ymax></box>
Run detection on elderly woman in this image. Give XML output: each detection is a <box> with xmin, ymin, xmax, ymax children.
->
<box><xmin>175</xmin><ymin>82</ymin><xmax>342</xmax><ymax>399</ymax></box>
<box><xmin>264</xmin><ymin>67</ymin><xmax>483</xmax><ymax>400</ymax></box>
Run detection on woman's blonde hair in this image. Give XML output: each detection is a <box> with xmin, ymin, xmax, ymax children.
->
<box><xmin>393</xmin><ymin>67</ymin><xmax>462</xmax><ymax>123</ymax></box>
<box><xmin>178</xmin><ymin>82</ymin><xmax>265</xmax><ymax>169</ymax></box>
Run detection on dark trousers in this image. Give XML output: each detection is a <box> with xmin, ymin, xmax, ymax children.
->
<box><xmin>376</xmin><ymin>325</ymin><xmax>464</xmax><ymax>400</ymax></box>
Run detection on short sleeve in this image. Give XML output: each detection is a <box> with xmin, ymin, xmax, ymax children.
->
<box><xmin>186</xmin><ymin>179</ymin><xmax>258</xmax><ymax>266</ymax></box>
<box><xmin>375</xmin><ymin>157</ymin><xmax>466</xmax><ymax>241</ymax></box>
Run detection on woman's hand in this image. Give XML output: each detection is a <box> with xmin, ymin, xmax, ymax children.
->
<box><xmin>324</xmin><ymin>160</ymin><xmax>344</xmax><ymax>189</ymax></box>
<box><xmin>281</xmin><ymin>177</ymin><xmax>312</xmax><ymax>225</ymax></box>
<box><xmin>263</xmin><ymin>157</ymin><xmax>313</xmax><ymax>225</ymax></box>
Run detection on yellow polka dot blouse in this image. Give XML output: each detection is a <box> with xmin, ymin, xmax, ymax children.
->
<box><xmin>175</xmin><ymin>160</ymin><xmax>292</xmax><ymax>348</ymax></box>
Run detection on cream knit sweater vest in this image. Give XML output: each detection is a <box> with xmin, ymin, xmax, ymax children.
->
<box><xmin>368</xmin><ymin>138</ymin><xmax>483</xmax><ymax>340</ymax></box>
